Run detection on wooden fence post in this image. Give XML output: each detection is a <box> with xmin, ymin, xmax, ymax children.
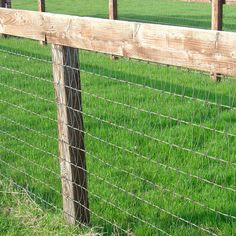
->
<box><xmin>109</xmin><ymin>0</ymin><xmax>118</xmax><ymax>59</ymax></box>
<box><xmin>51</xmin><ymin>45</ymin><xmax>90</xmax><ymax>225</ymax></box>
<box><xmin>211</xmin><ymin>0</ymin><xmax>223</xmax><ymax>81</ymax></box>
<box><xmin>5</xmin><ymin>0</ymin><xmax>11</xmax><ymax>8</ymax></box>
<box><xmin>38</xmin><ymin>0</ymin><xmax>46</xmax><ymax>45</ymax></box>
<box><xmin>0</xmin><ymin>0</ymin><xmax>11</xmax><ymax>38</ymax></box>
<box><xmin>109</xmin><ymin>0</ymin><xmax>118</xmax><ymax>20</ymax></box>
<box><xmin>38</xmin><ymin>0</ymin><xmax>45</xmax><ymax>12</ymax></box>
<box><xmin>1</xmin><ymin>0</ymin><xmax>11</xmax><ymax>8</ymax></box>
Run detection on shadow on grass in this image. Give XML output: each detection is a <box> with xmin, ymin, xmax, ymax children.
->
<box><xmin>81</xmin><ymin>62</ymin><xmax>236</xmax><ymax>109</ymax></box>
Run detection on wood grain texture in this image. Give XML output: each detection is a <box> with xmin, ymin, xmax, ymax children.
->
<box><xmin>1</xmin><ymin>8</ymin><xmax>236</xmax><ymax>77</ymax></box>
<box><xmin>52</xmin><ymin>45</ymin><xmax>90</xmax><ymax>225</ymax></box>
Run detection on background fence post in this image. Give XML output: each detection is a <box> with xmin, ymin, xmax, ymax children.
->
<box><xmin>51</xmin><ymin>45</ymin><xmax>90</xmax><ymax>225</ymax></box>
<box><xmin>211</xmin><ymin>0</ymin><xmax>223</xmax><ymax>81</ymax></box>
<box><xmin>38</xmin><ymin>0</ymin><xmax>46</xmax><ymax>45</ymax></box>
<box><xmin>109</xmin><ymin>0</ymin><xmax>118</xmax><ymax>20</ymax></box>
<box><xmin>5</xmin><ymin>0</ymin><xmax>11</xmax><ymax>8</ymax></box>
<box><xmin>109</xmin><ymin>0</ymin><xmax>118</xmax><ymax>59</ymax></box>
<box><xmin>0</xmin><ymin>0</ymin><xmax>11</xmax><ymax>38</ymax></box>
<box><xmin>1</xmin><ymin>0</ymin><xmax>11</xmax><ymax>8</ymax></box>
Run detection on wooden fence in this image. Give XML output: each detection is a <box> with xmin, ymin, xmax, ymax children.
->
<box><xmin>0</xmin><ymin>7</ymin><xmax>236</xmax><ymax>224</ymax></box>
<box><xmin>178</xmin><ymin>0</ymin><xmax>236</xmax><ymax>80</ymax></box>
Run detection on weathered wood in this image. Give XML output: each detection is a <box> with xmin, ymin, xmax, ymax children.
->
<box><xmin>38</xmin><ymin>0</ymin><xmax>46</xmax><ymax>45</ymax></box>
<box><xmin>1</xmin><ymin>8</ymin><xmax>236</xmax><ymax>77</ymax></box>
<box><xmin>211</xmin><ymin>0</ymin><xmax>223</xmax><ymax>81</ymax></box>
<box><xmin>109</xmin><ymin>0</ymin><xmax>117</xmax><ymax>20</ymax></box>
<box><xmin>52</xmin><ymin>44</ymin><xmax>90</xmax><ymax>225</ymax></box>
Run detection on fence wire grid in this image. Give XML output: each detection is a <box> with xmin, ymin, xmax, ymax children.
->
<box><xmin>0</xmin><ymin>36</ymin><xmax>236</xmax><ymax>236</ymax></box>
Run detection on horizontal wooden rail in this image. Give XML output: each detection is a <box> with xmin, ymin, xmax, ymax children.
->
<box><xmin>1</xmin><ymin>8</ymin><xmax>236</xmax><ymax>77</ymax></box>
<box><xmin>179</xmin><ymin>0</ymin><xmax>236</xmax><ymax>4</ymax></box>
<box><xmin>225</xmin><ymin>0</ymin><xmax>236</xmax><ymax>4</ymax></box>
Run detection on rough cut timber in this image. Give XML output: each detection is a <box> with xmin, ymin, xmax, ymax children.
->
<box><xmin>1</xmin><ymin>8</ymin><xmax>236</xmax><ymax>77</ymax></box>
<box><xmin>52</xmin><ymin>45</ymin><xmax>90</xmax><ymax>225</ymax></box>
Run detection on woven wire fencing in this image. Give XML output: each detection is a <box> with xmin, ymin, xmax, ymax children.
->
<box><xmin>0</xmin><ymin>36</ymin><xmax>236</xmax><ymax>235</ymax></box>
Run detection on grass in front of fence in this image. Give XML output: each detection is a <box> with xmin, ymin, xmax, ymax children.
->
<box><xmin>0</xmin><ymin>37</ymin><xmax>235</xmax><ymax>235</ymax></box>
<box><xmin>0</xmin><ymin>180</ymin><xmax>93</xmax><ymax>236</ymax></box>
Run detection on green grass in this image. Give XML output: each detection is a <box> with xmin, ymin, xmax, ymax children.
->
<box><xmin>0</xmin><ymin>1</ymin><xmax>236</xmax><ymax>235</ymax></box>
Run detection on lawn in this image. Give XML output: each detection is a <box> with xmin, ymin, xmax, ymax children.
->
<box><xmin>0</xmin><ymin>1</ymin><xmax>236</xmax><ymax>235</ymax></box>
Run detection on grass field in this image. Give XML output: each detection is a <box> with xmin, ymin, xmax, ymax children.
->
<box><xmin>0</xmin><ymin>1</ymin><xmax>236</xmax><ymax>235</ymax></box>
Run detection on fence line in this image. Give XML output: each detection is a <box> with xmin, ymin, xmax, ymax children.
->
<box><xmin>1</xmin><ymin>114</ymin><xmax>236</xmax><ymax>221</ymax></box>
<box><xmin>0</xmin><ymin>129</ymin><xmax>226</xmax><ymax>236</ymax></box>
<box><xmin>1</xmin><ymin>8</ymin><xmax>236</xmax><ymax>77</ymax></box>
<box><xmin>0</xmin><ymin>6</ymin><xmax>236</xmax><ymax>236</ymax></box>
<box><xmin>1</xmin><ymin>46</ymin><xmax>236</xmax><ymax>111</ymax></box>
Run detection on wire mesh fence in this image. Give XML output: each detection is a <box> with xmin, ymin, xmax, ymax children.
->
<box><xmin>0</xmin><ymin>35</ymin><xmax>236</xmax><ymax>235</ymax></box>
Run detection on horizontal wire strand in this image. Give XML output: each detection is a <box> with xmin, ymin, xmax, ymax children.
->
<box><xmin>2</xmin><ymin>114</ymin><xmax>235</xmax><ymax>220</ymax></box>
<box><xmin>0</xmin><ymin>141</ymin><xmax>216</xmax><ymax>235</ymax></box>
<box><xmin>1</xmin><ymin>46</ymin><xmax>235</xmax><ymax>235</ymax></box>
<box><xmin>1</xmin><ymin>81</ymin><xmax>235</xmax><ymax>168</ymax></box>
<box><xmin>0</xmin><ymin>47</ymin><xmax>235</xmax><ymax>111</ymax></box>
<box><xmin>0</xmin><ymin>98</ymin><xmax>235</xmax><ymax>194</ymax></box>
<box><xmin>0</xmin><ymin>146</ymin><xmax>170</xmax><ymax>236</ymax></box>
<box><xmin>1</xmin><ymin>65</ymin><xmax>235</xmax><ymax>139</ymax></box>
